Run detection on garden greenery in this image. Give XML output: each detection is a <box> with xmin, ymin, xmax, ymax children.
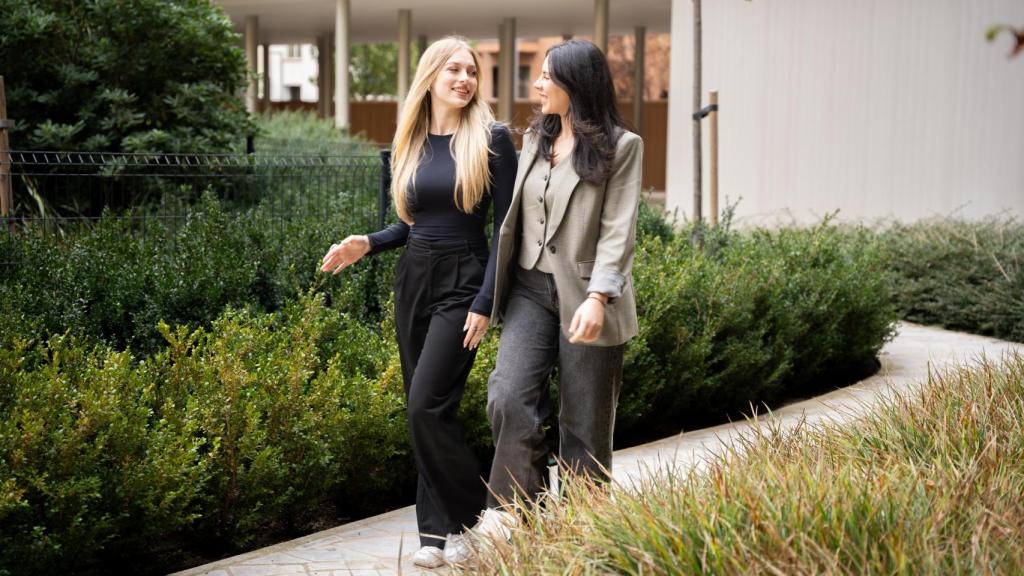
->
<box><xmin>0</xmin><ymin>0</ymin><xmax>252</xmax><ymax>153</ymax></box>
<box><xmin>470</xmin><ymin>354</ymin><xmax>1024</xmax><ymax>575</ymax></box>
<box><xmin>878</xmin><ymin>217</ymin><xmax>1024</xmax><ymax>342</ymax></box>
<box><xmin>0</xmin><ymin>199</ymin><xmax>900</xmax><ymax>573</ymax></box>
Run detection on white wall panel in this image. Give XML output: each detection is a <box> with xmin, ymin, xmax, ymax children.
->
<box><xmin>667</xmin><ymin>0</ymin><xmax>1024</xmax><ymax>224</ymax></box>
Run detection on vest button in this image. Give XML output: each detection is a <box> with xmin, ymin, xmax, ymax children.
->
<box><xmin>537</xmin><ymin>240</ymin><xmax>543</xmax><ymax>247</ymax></box>
<box><xmin>548</xmin><ymin>245</ymin><xmax>556</xmax><ymax>254</ymax></box>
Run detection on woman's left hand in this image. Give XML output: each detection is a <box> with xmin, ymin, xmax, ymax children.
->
<box><xmin>463</xmin><ymin>312</ymin><xmax>490</xmax><ymax>349</ymax></box>
<box><xmin>568</xmin><ymin>296</ymin><xmax>606</xmax><ymax>344</ymax></box>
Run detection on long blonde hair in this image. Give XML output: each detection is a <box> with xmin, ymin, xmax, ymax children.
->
<box><xmin>391</xmin><ymin>36</ymin><xmax>495</xmax><ymax>223</ymax></box>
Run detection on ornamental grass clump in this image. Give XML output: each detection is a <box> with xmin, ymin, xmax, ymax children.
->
<box><xmin>471</xmin><ymin>354</ymin><xmax>1024</xmax><ymax>575</ymax></box>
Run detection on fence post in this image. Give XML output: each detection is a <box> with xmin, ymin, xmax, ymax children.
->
<box><xmin>0</xmin><ymin>76</ymin><xmax>13</xmax><ymax>233</ymax></box>
<box><xmin>378</xmin><ymin>148</ymin><xmax>391</xmax><ymax>229</ymax></box>
<box><xmin>709</xmin><ymin>90</ymin><xmax>718</xmax><ymax>226</ymax></box>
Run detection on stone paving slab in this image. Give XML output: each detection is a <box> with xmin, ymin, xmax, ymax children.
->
<box><xmin>170</xmin><ymin>322</ymin><xmax>1020</xmax><ymax>576</ymax></box>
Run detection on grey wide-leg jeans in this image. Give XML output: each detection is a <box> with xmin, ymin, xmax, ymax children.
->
<box><xmin>487</xmin><ymin>265</ymin><xmax>624</xmax><ymax>507</ymax></box>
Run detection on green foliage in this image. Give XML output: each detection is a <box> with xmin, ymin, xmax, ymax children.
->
<box><xmin>254</xmin><ymin>110</ymin><xmax>378</xmax><ymax>155</ymax></box>
<box><xmin>0</xmin><ymin>293</ymin><xmax>411</xmax><ymax>573</ymax></box>
<box><xmin>348</xmin><ymin>42</ymin><xmax>423</xmax><ymax>100</ymax></box>
<box><xmin>620</xmin><ymin>214</ymin><xmax>898</xmax><ymax>438</ymax></box>
<box><xmin>0</xmin><ymin>0</ymin><xmax>253</xmax><ymax>152</ymax></box>
<box><xmin>0</xmin><ymin>202</ymin><xmax>898</xmax><ymax>572</ymax></box>
<box><xmin>877</xmin><ymin>218</ymin><xmax>1024</xmax><ymax>342</ymax></box>
<box><xmin>0</xmin><ymin>194</ymin><xmax>392</xmax><ymax>355</ymax></box>
<box><xmin>0</xmin><ymin>335</ymin><xmax>210</xmax><ymax>572</ymax></box>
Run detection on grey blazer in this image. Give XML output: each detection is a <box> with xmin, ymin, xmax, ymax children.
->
<box><xmin>490</xmin><ymin>129</ymin><xmax>644</xmax><ymax>346</ymax></box>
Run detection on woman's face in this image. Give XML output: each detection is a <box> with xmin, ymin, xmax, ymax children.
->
<box><xmin>534</xmin><ymin>56</ymin><xmax>570</xmax><ymax>117</ymax></box>
<box><xmin>430</xmin><ymin>48</ymin><xmax>478</xmax><ymax>110</ymax></box>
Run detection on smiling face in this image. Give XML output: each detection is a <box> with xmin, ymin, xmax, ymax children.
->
<box><xmin>534</xmin><ymin>56</ymin><xmax>571</xmax><ymax>116</ymax></box>
<box><xmin>430</xmin><ymin>48</ymin><xmax>478</xmax><ymax>110</ymax></box>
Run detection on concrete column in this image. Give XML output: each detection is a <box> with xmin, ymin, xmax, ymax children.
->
<box><xmin>317</xmin><ymin>36</ymin><xmax>328</xmax><ymax>118</ymax></box>
<box><xmin>326</xmin><ymin>34</ymin><xmax>335</xmax><ymax>118</ymax></box>
<box><xmin>417</xmin><ymin>34</ymin><xmax>428</xmax><ymax>64</ymax></box>
<box><xmin>260</xmin><ymin>43</ymin><xmax>269</xmax><ymax>114</ymax></box>
<box><xmin>594</xmin><ymin>0</ymin><xmax>609</xmax><ymax>53</ymax></box>
<box><xmin>633</xmin><ymin>26</ymin><xmax>645</xmax><ymax>135</ymax></box>
<box><xmin>398</xmin><ymin>9</ymin><xmax>412</xmax><ymax>113</ymax></box>
<box><xmin>334</xmin><ymin>0</ymin><xmax>350</xmax><ymax>129</ymax></box>
<box><xmin>244</xmin><ymin>15</ymin><xmax>259</xmax><ymax>113</ymax></box>
<box><xmin>498</xmin><ymin>18</ymin><xmax>516</xmax><ymax>123</ymax></box>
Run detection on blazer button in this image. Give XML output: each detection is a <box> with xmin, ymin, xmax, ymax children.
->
<box><xmin>536</xmin><ymin>240</ymin><xmax>543</xmax><ymax>247</ymax></box>
<box><xmin>542</xmin><ymin>174</ymin><xmax>549</xmax><ymax>181</ymax></box>
<box><xmin>548</xmin><ymin>245</ymin><xmax>557</xmax><ymax>254</ymax></box>
<box><xmin>537</xmin><ymin>195</ymin><xmax>544</xmax><ymax>203</ymax></box>
<box><xmin>539</xmin><ymin>218</ymin><xmax>545</xmax><ymax>225</ymax></box>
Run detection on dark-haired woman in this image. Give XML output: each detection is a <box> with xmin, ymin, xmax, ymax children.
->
<box><xmin>476</xmin><ymin>39</ymin><xmax>643</xmax><ymax>538</ymax></box>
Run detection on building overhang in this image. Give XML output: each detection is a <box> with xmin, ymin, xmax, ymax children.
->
<box><xmin>213</xmin><ymin>0</ymin><xmax>671</xmax><ymax>45</ymax></box>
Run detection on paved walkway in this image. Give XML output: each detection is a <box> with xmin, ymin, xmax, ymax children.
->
<box><xmin>171</xmin><ymin>322</ymin><xmax>1020</xmax><ymax>576</ymax></box>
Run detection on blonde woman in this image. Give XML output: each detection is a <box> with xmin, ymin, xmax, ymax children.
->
<box><xmin>320</xmin><ymin>37</ymin><xmax>516</xmax><ymax>567</ymax></box>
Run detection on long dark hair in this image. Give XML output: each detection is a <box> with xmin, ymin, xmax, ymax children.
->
<box><xmin>529</xmin><ymin>39</ymin><xmax>627</xmax><ymax>184</ymax></box>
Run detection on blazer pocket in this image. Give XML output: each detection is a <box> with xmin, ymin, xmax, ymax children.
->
<box><xmin>576</xmin><ymin>260</ymin><xmax>595</xmax><ymax>280</ymax></box>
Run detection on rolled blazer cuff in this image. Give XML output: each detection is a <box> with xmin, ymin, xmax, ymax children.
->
<box><xmin>587</xmin><ymin>268</ymin><xmax>627</xmax><ymax>301</ymax></box>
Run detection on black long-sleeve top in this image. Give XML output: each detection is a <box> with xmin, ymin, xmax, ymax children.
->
<box><xmin>367</xmin><ymin>124</ymin><xmax>517</xmax><ymax>315</ymax></box>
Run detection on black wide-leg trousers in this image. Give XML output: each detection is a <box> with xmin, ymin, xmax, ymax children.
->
<box><xmin>393</xmin><ymin>236</ymin><xmax>489</xmax><ymax>548</ymax></box>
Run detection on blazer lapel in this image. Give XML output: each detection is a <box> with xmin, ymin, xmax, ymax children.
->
<box><xmin>544</xmin><ymin>160</ymin><xmax>581</xmax><ymax>242</ymax></box>
<box><xmin>500</xmin><ymin>132</ymin><xmax>539</xmax><ymax>238</ymax></box>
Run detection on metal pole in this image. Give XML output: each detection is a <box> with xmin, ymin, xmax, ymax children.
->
<box><xmin>379</xmin><ymin>149</ymin><xmax>391</xmax><ymax>230</ymax></box>
<box><xmin>709</xmin><ymin>90</ymin><xmax>719</xmax><ymax>226</ymax></box>
<box><xmin>0</xmin><ymin>76</ymin><xmax>12</xmax><ymax>233</ymax></box>
<box><xmin>692</xmin><ymin>0</ymin><xmax>703</xmax><ymax>227</ymax></box>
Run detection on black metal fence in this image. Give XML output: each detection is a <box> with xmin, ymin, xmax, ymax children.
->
<box><xmin>0</xmin><ymin>150</ymin><xmax>392</xmax><ymax>264</ymax></box>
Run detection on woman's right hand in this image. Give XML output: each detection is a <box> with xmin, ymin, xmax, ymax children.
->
<box><xmin>320</xmin><ymin>235</ymin><xmax>371</xmax><ymax>274</ymax></box>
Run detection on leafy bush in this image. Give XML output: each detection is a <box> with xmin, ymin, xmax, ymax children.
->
<box><xmin>878</xmin><ymin>217</ymin><xmax>1024</xmax><ymax>342</ymax></box>
<box><xmin>0</xmin><ymin>203</ymin><xmax>898</xmax><ymax>573</ymax></box>
<box><xmin>0</xmin><ymin>195</ymin><xmax>393</xmax><ymax>355</ymax></box>
<box><xmin>620</xmin><ymin>215</ymin><xmax>898</xmax><ymax>439</ymax></box>
<box><xmin>0</xmin><ymin>293</ymin><xmax>411</xmax><ymax>574</ymax></box>
<box><xmin>255</xmin><ymin>110</ymin><xmax>378</xmax><ymax>156</ymax></box>
<box><xmin>0</xmin><ymin>0</ymin><xmax>252</xmax><ymax>153</ymax></box>
<box><xmin>471</xmin><ymin>354</ymin><xmax>1024</xmax><ymax>575</ymax></box>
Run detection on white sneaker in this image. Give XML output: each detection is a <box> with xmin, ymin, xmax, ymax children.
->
<box><xmin>474</xmin><ymin>508</ymin><xmax>516</xmax><ymax>542</ymax></box>
<box><xmin>412</xmin><ymin>545</ymin><xmax>445</xmax><ymax>568</ymax></box>
<box><xmin>443</xmin><ymin>531</ymin><xmax>475</xmax><ymax>564</ymax></box>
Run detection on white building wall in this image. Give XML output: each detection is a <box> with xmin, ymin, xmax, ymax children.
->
<box><xmin>667</xmin><ymin>0</ymin><xmax>1024</xmax><ymax>225</ymax></box>
<box><xmin>269</xmin><ymin>44</ymin><xmax>320</xmax><ymax>102</ymax></box>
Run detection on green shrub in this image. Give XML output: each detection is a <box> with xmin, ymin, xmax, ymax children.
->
<box><xmin>254</xmin><ymin>110</ymin><xmax>378</xmax><ymax>155</ymax></box>
<box><xmin>620</xmin><ymin>217</ymin><xmax>898</xmax><ymax>439</ymax></box>
<box><xmin>0</xmin><ymin>0</ymin><xmax>252</xmax><ymax>153</ymax></box>
<box><xmin>0</xmin><ymin>205</ymin><xmax>899</xmax><ymax>573</ymax></box>
<box><xmin>0</xmin><ymin>335</ymin><xmax>209</xmax><ymax>572</ymax></box>
<box><xmin>0</xmin><ymin>194</ymin><xmax>393</xmax><ymax>355</ymax></box>
<box><xmin>878</xmin><ymin>218</ymin><xmax>1024</xmax><ymax>341</ymax></box>
<box><xmin>0</xmin><ymin>293</ymin><xmax>411</xmax><ymax>573</ymax></box>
